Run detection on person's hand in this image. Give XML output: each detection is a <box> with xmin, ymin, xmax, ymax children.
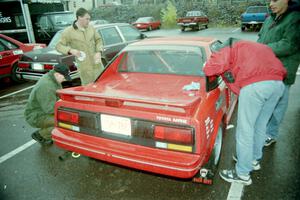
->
<box><xmin>69</xmin><ymin>49</ymin><xmax>81</xmax><ymax>57</ymax></box>
<box><xmin>94</xmin><ymin>52</ymin><xmax>102</xmax><ymax>64</ymax></box>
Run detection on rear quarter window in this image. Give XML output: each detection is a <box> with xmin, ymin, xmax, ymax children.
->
<box><xmin>98</xmin><ymin>27</ymin><xmax>123</xmax><ymax>46</ymax></box>
<box><xmin>118</xmin><ymin>25</ymin><xmax>141</xmax><ymax>42</ymax></box>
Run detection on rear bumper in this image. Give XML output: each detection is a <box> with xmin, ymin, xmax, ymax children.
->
<box><xmin>241</xmin><ymin>21</ymin><xmax>264</xmax><ymax>25</ymax></box>
<box><xmin>52</xmin><ymin>128</ymin><xmax>203</xmax><ymax>178</ymax></box>
<box><xmin>16</xmin><ymin>70</ymin><xmax>79</xmax><ymax>81</ymax></box>
<box><xmin>177</xmin><ymin>22</ymin><xmax>197</xmax><ymax>27</ymax></box>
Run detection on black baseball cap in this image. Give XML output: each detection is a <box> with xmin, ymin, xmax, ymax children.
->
<box><xmin>53</xmin><ymin>64</ymin><xmax>72</xmax><ymax>81</ymax></box>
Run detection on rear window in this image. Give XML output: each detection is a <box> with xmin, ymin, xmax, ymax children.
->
<box><xmin>246</xmin><ymin>6</ymin><xmax>268</xmax><ymax>13</ymax></box>
<box><xmin>186</xmin><ymin>11</ymin><xmax>205</xmax><ymax>17</ymax></box>
<box><xmin>48</xmin><ymin>31</ymin><xmax>62</xmax><ymax>48</ymax></box>
<box><xmin>118</xmin><ymin>25</ymin><xmax>141</xmax><ymax>42</ymax></box>
<box><xmin>99</xmin><ymin>27</ymin><xmax>123</xmax><ymax>45</ymax></box>
<box><xmin>118</xmin><ymin>45</ymin><xmax>205</xmax><ymax>76</ymax></box>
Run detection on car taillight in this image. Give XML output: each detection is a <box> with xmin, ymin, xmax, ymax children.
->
<box><xmin>154</xmin><ymin>126</ymin><xmax>193</xmax><ymax>145</ymax></box>
<box><xmin>18</xmin><ymin>62</ymin><xmax>30</xmax><ymax>68</ymax></box>
<box><xmin>57</xmin><ymin>110</ymin><xmax>79</xmax><ymax>124</ymax></box>
<box><xmin>44</xmin><ymin>64</ymin><xmax>54</xmax><ymax>70</ymax></box>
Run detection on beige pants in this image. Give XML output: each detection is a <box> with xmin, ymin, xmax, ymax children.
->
<box><xmin>78</xmin><ymin>63</ymin><xmax>104</xmax><ymax>85</ymax></box>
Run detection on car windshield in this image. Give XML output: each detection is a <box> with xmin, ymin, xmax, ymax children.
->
<box><xmin>246</xmin><ymin>6</ymin><xmax>268</xmax><ymax>13</ymax></box>
<box><xmin>118</xmin><ymin>45</ymin><xmax>205</xmax><ymax>76</ymax></box>
<box><xmin>186</xmin><ymin>11</ymin><xmax>203</xmax><ymax>17</ymax></box>
<box><xmin>136</xmin><ymin>17</ymin><xmax>151</xmax><ymax>23</ymax></box>
<box><xmin>48</xmin><ymin>31</ymin><xmax>62</xmax><ymax>48</ymax></box>
<box><xmin>49</xmin><ymin>13</ymin><xmax>74</xmax><ymax>26</ymax></box>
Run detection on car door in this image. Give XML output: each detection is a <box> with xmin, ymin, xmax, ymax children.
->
<box><xmin>0</xmin><ymin>37</ymin><xmax>21</xmax><ymax>78</ymax></box>
<box><xmin>97</xmin><ymin>26</ymin><xmax>125</xmax><ymax>64</ymax></box>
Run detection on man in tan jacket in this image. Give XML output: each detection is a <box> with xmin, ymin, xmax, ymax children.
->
<box><xmin>56</xmin><ymin>7</ymin><xmax>104</xmax><ymax>85</ymax></box>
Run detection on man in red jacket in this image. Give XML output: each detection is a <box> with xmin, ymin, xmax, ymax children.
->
<box><xmin>203</xmin><ymin>38</ymin><xmax>286</xmax><ymax>185</ymax></box>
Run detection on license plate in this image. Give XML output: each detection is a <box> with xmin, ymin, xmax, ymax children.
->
<box><xmin>101</xmin><ymin>114</ymin><xmax>131</xmax><ymax>136</ymax></box>
<box><xmin>32</xmin><ymin>63</ymin><xmax>44</xmax><ymax>70</ymax></box>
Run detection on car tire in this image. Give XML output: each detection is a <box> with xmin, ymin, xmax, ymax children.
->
<box><xmin>11</xmin><ymin>63</ymin><xmax>25</xmax><ymax>83</ymax></box>
<box><xmin>206</xmin><ymin>124</ymin><xmax>223</xmax><ymax>174</ymax></box>
<box><xmin>241</xmin><ymin>26</ymin><xmax>246</xmax><ymax>31</ymax></box>
<box><xmin>181</xmin><ymin>27</ymin><xmax>185</xmax><ymax>31</ymax></box>
<box><xmin>204</xmin><ymin>24</ymin><xmax>208</xmax><ymax>29</ymax></box>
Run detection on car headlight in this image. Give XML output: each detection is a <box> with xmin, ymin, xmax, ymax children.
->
<box><xmin>32</xmin><ymin>63</ymin><xmax>44</xmax><ymax>70</ymax></box>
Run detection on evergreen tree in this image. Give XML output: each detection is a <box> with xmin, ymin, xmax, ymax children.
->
<box><xmin>160</xmin><ymin>0</ymin><xmax>177</xmax><ymax>28</ymax></box>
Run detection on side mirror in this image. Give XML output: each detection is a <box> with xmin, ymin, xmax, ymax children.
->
<box><xmin>206</xmin><ymin>75</ymin><xmax>220</xmax><ymax>92</ymax></box>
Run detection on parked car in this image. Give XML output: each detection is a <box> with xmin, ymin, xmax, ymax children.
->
<box><xmin>0</xmin><ymin>34</ymin><xmax>45</xmax><ymax>82</ymax></box>
<box><xmin>133</xmin><ymin>17</ymin><xmax>161</xmax><ymax>31</ymax></box>
<box><xmin>33</xmin><ymin>11</ymin><xmax>74</xmax><ymax>44</ymax></box>
<box><xmin>177</xmin><ymin>11</ymin><xmax>209</xmax><ymax>31</ymax></box>
<box><xmin>241</xmin><ymin>6</ymin><xmax>269</xmax><ymax>31</ymax></box>
<box><xmin>90</xmin><ymin>19</ymin><xmax>109</xmax><ymax>26</ymax></box>
<box><xmin>17</xmin><ymin>23</ymin><xmax>146</xmax><ymax>81</ymax></box>
<box><xmin>52</xmin><ymin>37</ymin><xmax>238</xmax><ymax>184</ymax></box>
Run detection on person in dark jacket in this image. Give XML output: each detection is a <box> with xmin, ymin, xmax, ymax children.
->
<box><xmin>203</xmin><ymin>38</ymin><xmax>286</xmax><ymax>185</ymax></box>
<box><xmin>257</xmin><ymin>0</ymin><xmax>300</xmax><ymax>146</ymax></box>
<box><xmin>25</xmin><ymin>64</ymin><xmax>71</xmax><ymax>145</ymax></box>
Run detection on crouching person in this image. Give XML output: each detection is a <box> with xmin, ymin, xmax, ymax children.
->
<box><xmin>25</xmin><ymin>64</ymin><xmax>72</xmax><ymax>145</ymax></box>
<box><xmin>203</xmin><ymin>38</ymin><xmax>286</xmax><ymax>185</ymax></box>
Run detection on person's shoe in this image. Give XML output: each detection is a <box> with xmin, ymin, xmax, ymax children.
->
<box><xmin>232</xmin><ymin>154</ymin><xmax>261</xmax><ymax>171</ymax></box>
<box><xmin>264</xmin><ymin>137</ymin><xmax>276</xmax><ymax>147</ymax></box>
<box><xmin>219</xmin><ymin>169</ymin><xmax>252</xmax><ymax>185</ymax></box>
<box><xmin>31</xmin><ymin>131</ymin><xmax>53</xmax><ymax>145</ymax></box>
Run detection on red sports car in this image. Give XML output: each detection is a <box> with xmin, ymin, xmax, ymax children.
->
<box><xmin>133</xmin><ymin>17</ymin><xmax>161</xmax><ymax>31</ymax></box>
<box><xmin>0</xmin><ymin>34</ymin><xmax>45</xmax><ymax>82</ymax></box>
<box><xmin>52</xmin><ymin>37</ymin><xmax>237</xmax><ymax>184</ymax></box>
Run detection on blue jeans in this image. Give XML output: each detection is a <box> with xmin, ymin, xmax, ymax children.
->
<box><xmin>235</xmin><ymin>81</ymin><xmax>285</xmax><ymax>176</ymax></box>
<box><xmin>266</xmin><ymin>85</ymin><xmax>290</xmax><ymax>139</ymax></box>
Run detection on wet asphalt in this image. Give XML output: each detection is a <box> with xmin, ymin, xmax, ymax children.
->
<box><xmin>0</xmin><ymin>28</ymin><xmax>299</xmax><ymax>200</ymax></box>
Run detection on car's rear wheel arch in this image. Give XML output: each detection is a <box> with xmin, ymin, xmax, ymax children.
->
<box><xmin>204</xmin><ymin>114</ymin><xmax>226</xmax><ymax>173</ymax></box>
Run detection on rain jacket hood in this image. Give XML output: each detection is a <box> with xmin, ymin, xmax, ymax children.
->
<box><xmin>203</xmin><ymin>39</ymin><xmax>286</xmax><ymax>95</ymax></box>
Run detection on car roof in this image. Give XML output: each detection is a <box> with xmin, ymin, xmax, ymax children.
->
<box><xmin>129</xmin><ymin>37</ymin><xmax>216</xmax><ymax>47</ymax></box>
<box><xmin>93</xmin><ymin>23</ymin><xmax>132</xmax><ymax>29</ymax></box>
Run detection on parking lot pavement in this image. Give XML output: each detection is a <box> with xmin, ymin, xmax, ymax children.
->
<box><xmin>0</xmin><ymin>28</ymin><xmax>299</xmax><ymax>200</ymax></box>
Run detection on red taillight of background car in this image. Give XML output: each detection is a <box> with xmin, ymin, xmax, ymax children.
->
<box><xmin>154</xmin><ymin>126</ymin><xmax>194</xmax><ymax>145</ymax></box>
<box><xmin>18</xmin><ymin>62</ymin><xmax>30</xmax><ymax>68</ymax></box>
<box><xmin>57</xmin><ymin>110</ymin><xmax>79</xmax><ymax>124</ymax></box>
<box><xmin>44</xmin><ymin>64</ymin><xmax>54</xmax><ymax>70</ymax></box>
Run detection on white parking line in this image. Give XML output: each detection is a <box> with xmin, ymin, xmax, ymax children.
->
<box><xmin>231</xmin><ymin>28</ymin><xmax>240</xmax><ymax>33</ymax></box>
<box><xmin>227</xmin><ymin>182</ymin><xmax>244</xmax><ymax>200</ymax></box>
<box><xmin>0</xmin><ymin>85</ymin><xmax>34</xmax><ymax>100</ymax></box>
<box><xmin>0</xmin><ymin>140</ymin><xmax>36</xmax><ymax>164</ymax></box>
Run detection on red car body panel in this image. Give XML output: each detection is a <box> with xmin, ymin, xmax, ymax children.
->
<box><xmin>52</xmin><ymin>37</ymin><xmax>237</xmax><ymax>180</ymax></box>
<box><xmin>133</xmin><ymin>17</ymin><xmax>161</xmax><ymax>30</ymax></box>
<box><xmin>0</xmin><ymin>34</ymin><xmax>45</xmax><ymax>80</ymax></box>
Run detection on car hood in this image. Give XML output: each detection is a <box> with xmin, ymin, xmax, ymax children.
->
<box><xmin>60</xmin><ymin>73</ymin><xmax>205</xmax><ymax>113</ymax></box>
<box><xmin>20</xmin><ymin>47</ymin><xmax>63</xmax><ymax>63</ymax></box>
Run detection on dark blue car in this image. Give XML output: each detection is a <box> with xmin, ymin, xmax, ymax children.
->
<box><xmin>241</xmin><ymin>6</ymin><xmax>269</xmax><ymax>31</ymax></box>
